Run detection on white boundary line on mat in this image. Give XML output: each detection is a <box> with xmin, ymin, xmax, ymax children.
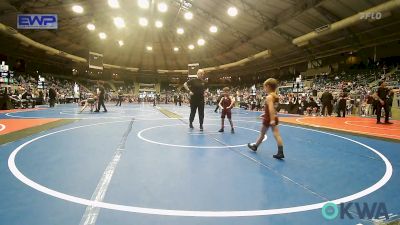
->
<box><xmin>7</xmin><ymin>119</ymin><xmax>393</xmax><ymax>217</ymax></box>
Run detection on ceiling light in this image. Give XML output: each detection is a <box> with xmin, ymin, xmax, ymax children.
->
<box><xmin>155</xmin><ymin>20</ymin><xmax>163</xmax><ymax>28</ymax></box>
<box><xmin>113</xmin><ymin>17</ymin><xmax>125</xmax><ymax>28</ymax></box>
<box><xmin>138</xmin><ymin>0</ymin><xmax>149</xmax><ymax>9</ymax></box>
<box><xmin>99</xmin><ymin>32</ymin><xmax>107</xmax><ymax>39</ymax></box>
<box><xmin>158</xmin><ymin>2</ymin><xmax>168</xmax><ymax>12</ymax></box>
<box><xmin>197</xmin><ymin>38</ymin><xmax>205</xmax><ymax>46</ymax></box>
<box><xmin>184</xmin><ymin>11</ymin><xmax>193</xmax><ymax>20</ymax></box>
<box><xmin>118</xmin><ymin>40</ymin><xmax>124</xmax><ymax>46</ymax></box>
<box><xmin>227</xmin><ymin>7</ymin><xmax>238</xmax><ymax>17</ymax></box>
<box><xmin>209</xmin><ymin>25</ymin><xmax>218</xmax><ymax>33</ymax></box>
<box><xmin>108</xmin><ymin>0</ymin><xmax>120</xmax><ymax>8</ymax></box>
<box><xmin>177</xmin><ymin>27</ymin><xmax>184</xmax><ymax>34</ymax></box>
<box><xmin>87</xmin><ymin>23</ymin><xmax>95</xmax><ymax>31</ymax></box>
<box><xmin>173</xmin><ymin>47</ymin><xmax>179</xmax><ymax>52</ymax></box>
<box><xmin>72</xmin><ymin>5</ymin><xmax>84</xmax><ymax>14</ymax></box>
<box><xmin>139</xmin><ymin>17</ymin><xmax>148</xmax><ymax>26</ymax></box>
<box><xmin>188</xmin><ymin>44</ymin><xmax>195</xmax><ymax>50</ymax></box>
<box><xmin>146</xmin><ymin>46</ymin><xmax>153</xmax><ymax>51</ymax></box>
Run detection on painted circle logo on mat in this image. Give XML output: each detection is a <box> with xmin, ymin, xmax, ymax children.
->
<box><xmin>321</xmin><ymin>202</ymin><xmax>339</xmax><ymax>220</ymax></box>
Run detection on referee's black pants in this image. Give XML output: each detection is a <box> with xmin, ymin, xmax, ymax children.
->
<box><xmin>189</xmin><ymin>100</ymin><xmax>204</xmax><ymax>126</ymax></box>
<box><xmin>376</xmin><ymin>102</ymin><xmax>389</xmax><ymax>123</ymax></box>
<box><xmin>97</xmin><ymin>97</ymin><xmax>107</xmax><ymax>111</ymax></box>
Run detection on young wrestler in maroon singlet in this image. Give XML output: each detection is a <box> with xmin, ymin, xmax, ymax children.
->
<box><xmin>218</xmin><ymin>87</ymin><xmax>235</xmax><ymax>133</ymax></box>
<box><xmin>248</xmin><ymin>78</ymin><xmax>285</xmax><ymax>159</ymax></box>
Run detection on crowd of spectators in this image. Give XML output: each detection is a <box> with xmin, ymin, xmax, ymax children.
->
<box><xmin>0</xmin><ymin>73</ymin><xmax>95</xmax><ymax>109</ymax></box>
<box><xmin>2</xmin><ymin>67</ymin><xmax>399</xmax><ymax>119</ymax></box>
<box><xmin>204</xmin><ymin>67</ymin><xmax>399</xmax><ymax>118</ymax></box>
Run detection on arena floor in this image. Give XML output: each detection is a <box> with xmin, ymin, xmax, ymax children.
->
<box><xmin>0</xmin><ymin>103</ymin><xmax>399</xmax><ymax>225</ymax></box>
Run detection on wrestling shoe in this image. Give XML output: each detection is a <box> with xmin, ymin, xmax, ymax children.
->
<box><xmin>273</xmin><ymin>153</ymin><xmax>285</xmax><ymax>159</ymax></box>
<box><xmin>247</xmin><ymin>143</ymin><xmax>257</xmax><ymax>152</ymax></box>
<box><xmin>273</xmin><ymin>147</ymin><xmax>285</xmax><ymax>159</ymax></box>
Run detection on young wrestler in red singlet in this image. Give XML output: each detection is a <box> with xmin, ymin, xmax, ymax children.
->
<box><xmin>248</xmin><ymin>78</ymin><xmax>285</xmax><ymax>159</ymax></box>
<box><xmin>218</xmin><ymin>87</ymin><xmax>235</xmax><ymax>133</ymax></box>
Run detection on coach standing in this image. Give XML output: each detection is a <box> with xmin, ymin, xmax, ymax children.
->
<box><xmin>321</xmin><ymin>89</ymin><xmax>333</xmax><ymax>116</ymax></box>
<box><xmin>184</xmin><ymin>69</ymin><xmax>206</xmax><ymax>131</ymax></box>
<box><xmin>48</xmin><ymin>85</ymin><xmax>57</xmax><ymax>108</ymax></box>
<box><xmin>374</xmin><ymin>81</ymin><xmax>392</xmax><ymax>124</ymax></box>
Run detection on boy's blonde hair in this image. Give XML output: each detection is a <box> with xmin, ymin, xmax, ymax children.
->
<box><xmin>223</xmin><ymin>87</ymin><xmax>230</xmax><ymax>92</ymax></box>
<box><xmin>263</xmin><ymin>78</ymin><xmax>278</xmax><ymax>91</ymax></box>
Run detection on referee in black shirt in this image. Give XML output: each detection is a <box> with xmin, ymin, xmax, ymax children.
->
<box><xmin>374</xmin><ymin>81</ymin><xmax>392</xmax><ymax>124</ymax></box>
<box><xmin>184</xmin><ymin>69</ymin><xmax>206</xmax><ymax>131</ymax></box>
<box><xmin>95</xmin><ymin>85</ymin><xmax>107</xmax><ymax>112</ymax></box>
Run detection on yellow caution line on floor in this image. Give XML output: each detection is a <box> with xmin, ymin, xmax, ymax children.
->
<box><xmin>156</xmin><ymin>107</ymin><xmax>182</xmax><ymax>119</ymax></box>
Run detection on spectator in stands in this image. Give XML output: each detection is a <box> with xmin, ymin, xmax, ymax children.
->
<box><xmin>214</xmin><ymin>92</ymin><xmax>222</xmax><ymax>113</ymax></box>
<box><xmin>1</xmin><ymin>87</ymin><xmax>11</xmax><ymax>110</ymax></box>
<box><xmin>388</xmin><ymin>90</ymin><xmax>394</xmax><ymax>118</ymax></box>
<box><xmin>256</xmin><ymin>97</ymin><xmax>262</xmax><ymax>111</ymax></box>
<box><xmin>10</xmin><ymin>88</ymin><xmax>21</xmax><ymax>108</ymax></box>
<box><xmin>360</xmin><ymin>98</ymin><xmax>367</xmax><ymax>117</ymax></box>
<box><xmin>21</xmin><ymin>88</ymin><xmax>35</xmax><ymax>108</ymax></box>
<box><xmin>397</xmin><ymin>92</ymin><xmax>400</xmax><ymax>109</ymax></box>
<box><xmin>346</xmin><ymin>98</ymin><xmax>353</xmax><ymax>115</ymax></box>
<box><xmin>306</xmin><ymin>97</ymin><xmax>318</xmax><ymax>116</ymax></box>
<box><xmin>37</xmin><ymin>90</ymin><xmax>44</xmax><ymax>105</ymax></box>
<box><xmin>250</xmin><ymin>97</ymin><xmax>257</xmax><ymax>111</ymax></box>
<box><xmin>366</xmin><ymin>93</ymin><xmax>374</xmax><ymax>116</ymax></box>
<box><xmin>59</xmin><ymin>91</ymin><xmax>66</xmax><ymax>104</ymax></box>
